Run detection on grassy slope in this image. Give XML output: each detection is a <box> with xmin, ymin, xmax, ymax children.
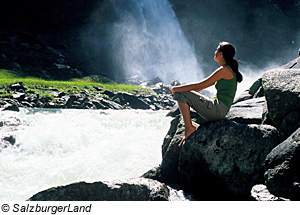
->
<box><xmin>0</xmin><ymin>70</ymin><xmax>152</xmax><ymax>98</ymax></box>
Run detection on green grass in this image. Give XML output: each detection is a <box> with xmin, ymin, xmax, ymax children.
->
<box><xmin>0</xmin><ymin>69</ymin><xmax>153</xmax><ymax>98</ymax></box>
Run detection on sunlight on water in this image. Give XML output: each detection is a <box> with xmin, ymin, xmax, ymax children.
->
<box><xmin>0</xmin><ymin>109</ymin><xmax>172</xmax><ymax>200</ymax></box>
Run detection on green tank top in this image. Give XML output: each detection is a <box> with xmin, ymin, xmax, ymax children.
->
<box><xmin>213</xmin><ymin>69</ymin><xmax>237</xmax><ymax>108</ymax></box>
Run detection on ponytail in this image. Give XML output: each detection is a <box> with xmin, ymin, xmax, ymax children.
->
<box><xmin>227</xmin><ymin>59</ymin><xmax>243</xmax><ymax>83</ymax></box>
<box><xmin>219</xmin><ymin>41</ymin><xmax>243</xmax><ymax>83</ymax></box>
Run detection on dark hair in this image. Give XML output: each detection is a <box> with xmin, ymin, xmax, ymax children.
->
<box><xmin>219</xmin><ymin>41</ymin><xmax>243</xmax><ymax>83</ymax></box>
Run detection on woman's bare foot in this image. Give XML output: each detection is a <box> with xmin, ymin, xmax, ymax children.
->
<box><xmin>178</xmin><ymin>125</ymin><xmax>197</xmax><ymax>147</ymax></box>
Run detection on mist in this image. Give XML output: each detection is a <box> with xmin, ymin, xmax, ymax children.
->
<box><xmin>81</xmin><ymin>0</ymin><xmax>300</xmax><ymax>88</ymax></box>
<box><xmin>81</xmin><ymin>0</ymin><xmax>203</xmax><ymax>84</ymax></box>
<box><xmin>169</xmin><ymin>0</ymin><xmax>300</xmax><ymax>74</ymax></box>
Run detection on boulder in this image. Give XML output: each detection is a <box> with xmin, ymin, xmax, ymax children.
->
<box><xmin>253</xmin><ymin>86</ymin><xmax>264</xmax><ymax>98</ymax></box>
<box><xmin>179</xmin><ymin>120</ymin><xmax>281</xmax><ymax>199</ymax></box>
<box><xmin>29</xmin><ymin>178</ymin><xmax>170</xmax><ymax>201</ymax></box>
<box><xmin>226</xmin><ymin>97</ymin><xmax>265</xmax><ymax>124</ymax></box>
<box><xmin>141</xmin><ymin>166</ymin><xmax>164</xmax><ymax>182</ymax></box>
<box><xmin>264</xmin><ymin>127</ymin><xmax>300</xmax><ymax>200</ymax></box>
<box><xmin>233</xmin><ymin>90</ymin><xmax>252</xmax><ymax>104</ymax></box>
<box><xmin>250</xmin><ymin>184</ymin><xmax>288</xmax><ymax>201</ymax></box>
<box><xmin>0</xmin><ymin>134</ymin><xmax>16</xmax><ymax>151</ymax></box>
<box><xmin>65</xmin><ymin>95</ymin><xmax>82</xmax><ymax>108</ymax></box>
<box><xmin>145</xmin><ymin>76</ymin><xmax>163</xmax><ymax>86</ymax></box>
<box><xmin>262</xmin><ymin>69</ymin><xmax>300</xmax><ymax>127</ymax></box>
<box><xmin>166</xmin><ymin>104</ymin><xmax>180</xmax><ymax>117</ymax></box>
<box><xmin>113</xmin><ymin>92</ymin><xmax>150</xmax><ymax>109</ymax></box>
<box><xmin>161</xmin><ymin>112</ymin><xmax>282</xmax><ymax>199</ymax></box>
<box><xmin>96</xmin><ymin>98</ymin><xmax>123</xmax><ymax>110</ymax></box>
<box><xmin>2</xmin><ymin>104</ymin><xmax>20</xmax><ymax>112</ymax></box>
<box><xmin>233</xmin><ymin>78</ymin><xmax>264</xmax><ymax>104</ymax></box>
<box><xmin>280</xmin><ymin>57</ymin><xmax>300</xmax><ymax>69</ymax></box>
<box><xmin>278</xmin><ymin>111</ymin><xmax>300</xmax><ymax>140</ymax></box>
<box><xmin>160</xmin><ymin>114</ymin><xmax>190</xmax><ymax>184</ymax></box>
<box><xmin>91</xmin><ymin>100</ymin><xmax>108</xmax><ymax>109</ymax></box>
<box><xmin>102</xmin><ymin>90</ymin><xmax>115</xmax><ymax>98</ymax></box>
<box><xmin>9</xmin><ymin>82</ymin><xmax>27</xmax><ymax>92</ymax></box>
<box><xmin>249</xmin><ymin>78</ymin><xmax>263</xmax><ymax>96</ymax></box>
<box><xmin>12</xmin><ymin>92</ymin><xmax>26</xmax><ymax>102</ymax></box>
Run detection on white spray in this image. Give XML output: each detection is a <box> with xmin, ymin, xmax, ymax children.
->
<box><xmin>110</xmin><ymin>0</ymin><xmax>203</xmax><ymax>83</ymax></box>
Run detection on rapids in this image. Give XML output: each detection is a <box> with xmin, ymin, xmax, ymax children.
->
<box><xmin>0</xmin><ymin>109</ymin><xmax>172</xmax><ymax>200</ymax></box>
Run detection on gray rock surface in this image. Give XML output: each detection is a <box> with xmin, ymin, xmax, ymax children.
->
<box><xmin>29</xmin><ymin>177</ymin><xmax>192</xmax><ymax>201</ymax></box>
<box><xmin>262</xmin><ymin>69</ymin><xmax>300</xmax><ymax>127</ymax></box>
<box><xmin>112</xmin><ymin>92</ymin><xmax>150</xmax><ymax>109</ymax></box>
<box><xmin>160</xmin><ymin>110</ymin><xmax>282</xmax><ymax>199</ymax></box>
<box><xmin>264</xmin><ymin>128</ymin><xmax>300</xmax><ymax>200</ymax></box>
<box><xmin>226</xmin><ymin>97</ymin><xmax>265</xmax><ymax>124</ymax></box>
<box><xmin>250</xmin><ymin>184</ymin><xmax>288</xmax><ymax>201</ymax></box>
<box><xmin>278</xmin><ymin>111</ymin><xmax>300</xmax><ymax>140</ymax></box>
<box><xmin>178</xmin><ymin>119</ymin><xmax>281</xmax><ymax>199</ymax></box>
<box><xmin>280</xmin><ymin>57</ymin><xmax>300</xmax><ymax>69</ymax></box>
<box><xmin>233</xmin><ymin>90</ymin><xmax>253</xmax><ymax>104</ymax></box>
<box><xmin>233</xmin><ymin>78</ymin><xmax>264</xmax><ymax>104</ymax></box>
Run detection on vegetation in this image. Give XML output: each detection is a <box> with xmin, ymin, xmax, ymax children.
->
<box><xmin>0</xmin><ymin>69</ymin><xmax>153</xmax><ymax>98</ymax></box>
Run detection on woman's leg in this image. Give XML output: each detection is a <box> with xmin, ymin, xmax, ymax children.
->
<box><xmin>177</xmin><ymin>101</ymin><xmax>197</xmax><ymax>147</ymax></box>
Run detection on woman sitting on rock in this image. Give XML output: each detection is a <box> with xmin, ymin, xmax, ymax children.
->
<box><xmin>170</xmin><ymin>41</ymin><xmax>243</xmax><ymax>146</ymax></box>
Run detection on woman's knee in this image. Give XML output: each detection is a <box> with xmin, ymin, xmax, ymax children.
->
<box><xmin>173</xmin><ymin>92</ymin><xmax>189</xmax><ymax>104</ymax></box>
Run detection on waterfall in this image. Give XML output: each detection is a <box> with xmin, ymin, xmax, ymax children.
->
<box><xmin>109</xmin><ymin>0</ymin><xmax>203</xmax><ymax>83</ymax></box>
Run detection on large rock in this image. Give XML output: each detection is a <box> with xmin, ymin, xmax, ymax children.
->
<box><xmin>29</xmin><ymin>178</ymin><xmax>169</xmax><ymax>201</ymax></box>
<box><xmin>280</xmin><ymin>57</ymin><xmax>300</xmax><ymax>69</ymax></box>
<box><xmin>112</xmin><ymin>92</ymin><xmax>150</xmax><ymax>110</ymax></box>
<box><xmin>233</xmin><ymin>78</ymin><xmax>264</xmax><ymax>104</ymax></box>
<box><xmin>250</xmin><ymin>184</ymin><xmax>288</xmax><ymax>201</ymax></box>
<box><xmin>233</xmin><ymin>90</ymin><xmax>252</xmax><ymax>104</ymax></box>
<box><xmin>278</xmin><ymin>111</ymin><xmax>300</xmax><ymax>140</ymax></box>
<box><xmin>29</xmin><ymin>177</ymin><xmax>192</xmax><ymax>201</ymax></box>
<box><xmin>226</xmin><ymin>97</ymin><xmax>265</xmax><ymax>124</ymax></box>
<box><xmin>160</xmin><ymin>111</ymin><xmax>203</xmax><ymax>184</ymax></box>
<box><xmin>264</xmin><ymin>128</ymin><xmax>300</xmax><ymax>200</ymax></box>
<box><xmin>161</xmin><ymin>113</ymin><xmax>282</xmax><ymax>199</ymax></box>
<box><xmin>2</xmin><ymin>104</ymin><xmax>20</xmax><ymax>112</ymax></box>
<box><xmin>93</xmin><ymin>98</ymin><xmax>123</xmax><ymax>110</ymax></box>
<box><xmin>160</xmin><ymin>115</ymin><xmax>186</xmax><ymax>184</ymax></box>
<box><xmin>262</xmin><ymin>69</ymin><xmax>300</xmax><ymax>127</ymax></box>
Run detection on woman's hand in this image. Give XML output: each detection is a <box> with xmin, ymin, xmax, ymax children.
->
<box><xmin>170</xmin><ymin>87</ymin><xmax>175</xmax><ymax>97</ymax></box>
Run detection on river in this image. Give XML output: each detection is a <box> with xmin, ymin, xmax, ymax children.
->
<box><xmin>0</xmin><ymin>109</ymin><xmax>172</xmax><ymax>200</ymax></box>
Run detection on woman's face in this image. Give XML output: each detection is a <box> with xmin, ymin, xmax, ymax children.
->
<box><xmin>214</xmin><ymin>45</ymin><xmax>222</xmax><ymax>61</ymax></box>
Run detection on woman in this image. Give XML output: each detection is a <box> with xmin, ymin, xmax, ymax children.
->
<box><xmin>170</xmin><ymin>41</ymin><xmax>243</xmax><ymax>147</ymax></box>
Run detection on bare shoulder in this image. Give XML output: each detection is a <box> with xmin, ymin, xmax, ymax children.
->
<box><xmin>212</xmin><ymin>66</ymin><xmax>229</xmax><ymax>77</ymax></box>
<box><xmin>218</xmin><ymin>66</ymin><xmax>234</xmax><ymax>79</ymax></box>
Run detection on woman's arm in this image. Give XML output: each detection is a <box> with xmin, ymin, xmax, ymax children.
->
<box><xmin>170</xmin><ymin>66</ymin><xmax>228</xmax><ymax>96</ymax></box>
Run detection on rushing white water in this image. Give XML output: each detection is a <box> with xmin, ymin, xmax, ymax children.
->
<box><xmin>110</xmin><ymin>0</ymin><xmax>203</xmax><ymax>83</ymax></box>
<box><xmin>0</xmin><ymin>109</ymin><xmax>172</xmax><ymax>201</ymax></box>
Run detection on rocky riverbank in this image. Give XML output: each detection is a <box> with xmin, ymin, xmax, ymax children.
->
<box><xmin>0</xmin><ymin>79</ymin><xmax>175</xmax><ymax>112</ymax></box>
<box><xmin>23</xmin><ymin>56</ymin><xmax>300</xmax><ymax>201</ymax></box>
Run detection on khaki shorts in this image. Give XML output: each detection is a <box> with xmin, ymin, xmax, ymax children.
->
<box><xmin>173</xmin><ymin>91</ymin><xmax>229</xmax><ymax>124</ymax></box>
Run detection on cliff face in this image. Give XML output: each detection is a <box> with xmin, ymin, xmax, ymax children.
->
<box><xmin>169</xmin><ymin>0</ymin><xmax>300</xmax><ymax>75</ymax></box>
<box><xmin>0</xmin><ymin>0</ymin><xmax>101</xmax><ymax>29</ymax></box>
<box><xmin>0</xmin><ymin>0</ymin><xmax>107</xmax><ymax>78</ymax></box>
